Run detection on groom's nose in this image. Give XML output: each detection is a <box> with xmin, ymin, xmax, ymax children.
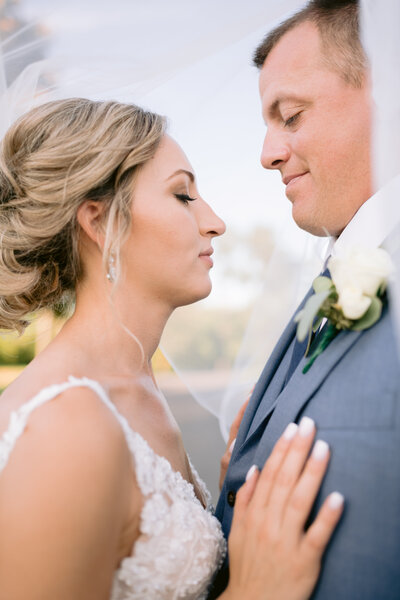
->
<box><xmin>260</xmin><ymin>128</ymin><xmax>290</xmax><ymax>170</ymax></box>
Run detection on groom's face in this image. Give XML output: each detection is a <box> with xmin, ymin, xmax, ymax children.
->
<box><xmin>259</xmin><ymin>21</ymin><xmax>373</xmax><ymax>237</ymax></box>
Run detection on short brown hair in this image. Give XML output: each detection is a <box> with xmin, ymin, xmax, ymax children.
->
<box><xmin>253</xmin><ymin>0</ymin><xmax>367</xmax><ymax>87</ymax></box>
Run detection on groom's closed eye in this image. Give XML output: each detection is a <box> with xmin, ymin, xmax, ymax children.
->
<box><xmin>264</xmin><ymin>94</ymin><xmax>311</xmax><ymax>124</ymax></box>
<box><xmin>283</xmin><ymin>112</ymin><xmax>302</xmax><ymax>128</ymax></box>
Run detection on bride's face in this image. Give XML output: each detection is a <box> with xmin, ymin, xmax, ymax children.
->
<box><xmin>120</xmin><ymin>135</ymin><xmax>226</xmax><ymax>308</ymax></box>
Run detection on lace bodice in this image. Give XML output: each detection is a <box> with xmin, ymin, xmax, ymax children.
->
<box><xmin>0</xmin><ymin>376</ymin><xmax>226</xmax><ymax>599</ymax></box>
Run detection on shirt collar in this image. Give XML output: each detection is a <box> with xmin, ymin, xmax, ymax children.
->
<box><xmin>326</xmin><ymin>174</ymin><xmax>400</xmax><ymax>258</ymax></box>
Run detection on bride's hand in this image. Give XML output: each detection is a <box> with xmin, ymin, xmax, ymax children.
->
<box><xmin>220</xmin><ymin>390</ymin><xmax>253</xmax><ymax>490</ymax></box>
<box><xmin>223</xmin><ymin>418</ymin><xmax>344</xmax><ymax>600</ymax></box>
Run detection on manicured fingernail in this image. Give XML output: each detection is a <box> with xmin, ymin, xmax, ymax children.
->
<box><xmin>312</xmin><ymin>440</ymin><xmax>329</xmax><ymax>460</ymax></box>
<box><xmin>328</xmin><ymin>491</ymin><xmax>344</xmax><ymax>510</ymax></box>
<box><xmin>246</xmin><ymin>464</ymin><xmax>258</xmax><ymax>481</ymax></box>
<box><xmin>299</xmin><ymin>416</ymin><xmax>315</xmax><ymax>437</ymax></box>
<box><xmin>229</xmin><ymin>438</ymin><xmax>236</xmax><ymax>453</ymax></box>
<box><xmin>283</xmin><ymin>422</ymin><xmax>298</xmax><ymax>440</ymax></box>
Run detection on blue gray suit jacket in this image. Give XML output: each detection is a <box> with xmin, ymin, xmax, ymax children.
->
<box><xmin>210</xmin><ymin>287</ymin><xmax>400</xmax><ymax>599</ymax></box>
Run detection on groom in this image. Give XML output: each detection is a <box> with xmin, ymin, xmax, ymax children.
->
<box><xmin>211</xmin><ymin>1</ymin><xmax>400</xmax><ymax>598</ymax></box>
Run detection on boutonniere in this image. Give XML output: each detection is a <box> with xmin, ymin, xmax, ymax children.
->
<box><xmin>295</xmin><ymin>246</ymin><xmax>394</xmax><ymax>373</ymax></box>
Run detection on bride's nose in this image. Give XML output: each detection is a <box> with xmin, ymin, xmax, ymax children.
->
<box><xmin>198</xmin><ymin>202</ymin><xmax>226</xmax><ymax>237</ymax></box>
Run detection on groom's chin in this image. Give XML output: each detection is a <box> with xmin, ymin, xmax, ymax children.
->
<box><xmin>291</xmin><ymin>200</ymin><xmax>326</xmax><ymax>237</ymax></box>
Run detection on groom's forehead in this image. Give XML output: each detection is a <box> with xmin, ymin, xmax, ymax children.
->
<box><xmin>258</xmin><ymin>26</ymin><xmax>328</xmax><ymax>96</ymax></box>
<box><xmin>259</xmin><ymin>21</ymin><xmax>324</xmax><ymax>72</ymax></box>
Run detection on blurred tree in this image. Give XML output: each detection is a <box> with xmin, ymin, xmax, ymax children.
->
<box><xmin>0</xmin><ymin>324</ymin><xmax>35</xmax><ymax>366</ymax></box>
<box><xmin>163</xmin><ymin>306</ymin><xmax>251</xmax><ymax>370</ymax></box>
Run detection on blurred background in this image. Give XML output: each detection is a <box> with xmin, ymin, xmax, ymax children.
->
<box><xmin>0</xmin><ymin>0</ymin><xmax>323</xmax><ymax>502</ymax></box>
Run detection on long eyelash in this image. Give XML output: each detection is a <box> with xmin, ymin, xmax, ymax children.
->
<box><xmin>174</xmin><ymin>193</ymin><xmax>197</xmax><ymax>204</ymax></box>
<box><xmin>284</xmin><ymin>113</ymin><xmax>300</xmax><ymax>127</ymax></box>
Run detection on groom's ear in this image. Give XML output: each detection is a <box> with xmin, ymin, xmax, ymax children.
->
<box><xmin>76</xmin><ymin>200</ymin><xmax>107</xmax><ymax>249</ymax></box>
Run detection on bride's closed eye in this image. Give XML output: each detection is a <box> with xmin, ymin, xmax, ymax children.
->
<box><xmin>174</xmin><ymin>193</ymin><xmax>197</xmax><ymax>204</ymax></box>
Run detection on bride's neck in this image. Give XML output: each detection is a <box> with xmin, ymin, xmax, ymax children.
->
<box><xmin>59</xmin><ymin>278</ymin><xmax>173</xmax><ymax>379</ymax></box>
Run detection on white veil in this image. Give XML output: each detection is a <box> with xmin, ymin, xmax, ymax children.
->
<box><xmin>360</xmin><ymin>0</ymin><xmax>400</xmax><ymax>357</ymax></box>
<box><xmin>0</xmin><ymin>0</ymin><xmax>398</xmax><ymax>441</ymax></box>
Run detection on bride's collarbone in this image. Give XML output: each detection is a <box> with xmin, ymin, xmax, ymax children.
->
<box><xmin>135</xmin><ymin>418</ymin><xmax>189</xmax><ymax>481</ymax></box>
<box><xmin>107</xmin><ymin>381</ymin><xmax>191</xmax><ymax>483</ymax></box>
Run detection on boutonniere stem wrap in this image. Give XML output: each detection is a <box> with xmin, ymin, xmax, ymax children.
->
<box><xmin>295</xmin><ymin>247</ymin><xmax>394</xmax><ymax>373</ymax></box>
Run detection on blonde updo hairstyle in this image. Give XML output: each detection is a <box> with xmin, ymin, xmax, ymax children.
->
<box><xmin>0</xmin><ymin>98</ymin><xmax>166</xmax><ymax>333</ymax></box>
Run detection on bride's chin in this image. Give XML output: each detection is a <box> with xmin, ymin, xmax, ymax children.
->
<box><xmin>173</xmin><ymin>284</ymin><xmax>213</xmax><ymax>308</ymax></box>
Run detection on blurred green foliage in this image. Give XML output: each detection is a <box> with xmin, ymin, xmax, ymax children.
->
<box><xmin>0</xmin><ymin>300</ymin><xmax>72</xmax><ymax>368</ymax></box>
<box><xmin>163</xmin><ymin>307</ymin><xmax>251</xmax><ymax>370</ymax></box>
<box><xmin>0</xmin><ymin>326</ymin><xmax>36</xmax><ymax>365</ymax></box>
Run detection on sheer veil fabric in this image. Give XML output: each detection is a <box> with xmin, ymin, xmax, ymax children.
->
<box><xmin>360</xmin><ymin>0</ymin><xmax>400</xmax><ymax>360</ymax></box>
<box><xmin>0</xmin><ymin>0</ymin><xmax>398</xmax><ymax>440</ymax></box>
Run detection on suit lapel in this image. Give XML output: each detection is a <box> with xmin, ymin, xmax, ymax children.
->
<box><xmin>253</xmin><ymin>327</ymin><xmax>364</xmax><ymax>465</ymax></box>
<box><xmin>245</xmin><ymin>343</ymin><xmax>293</xmax><ymax>438</ymax></box>
<box><xmin>233</xmin><ymin>316</ymin><xmax>296</xmax><ymax>450</ymax></box>
<box><xmin>235</xmin><ymin>284</ymin><xmax>316</xmax><ymax>451</ymax></box>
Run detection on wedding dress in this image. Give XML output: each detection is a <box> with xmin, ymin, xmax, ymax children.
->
<box><xmin>0</xmin><ymin>376</ymin><xmax>227</xmax><ymax>600</ymax></box>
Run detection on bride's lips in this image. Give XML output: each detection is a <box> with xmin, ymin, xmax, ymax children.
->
<box><xmin>199</xmin><ymin>248</ymin><xmax>214</xmax><ymax>267</ymax></box>
<box><xmin>283</xmin><ymin>172</ymin><xmax>308</xmax><ymax>190</ymax></box>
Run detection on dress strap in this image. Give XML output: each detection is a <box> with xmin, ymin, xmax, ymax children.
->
<box><xmin>0</xmin><ymin>376</ymin><xmax>162</xmax><ymax>499</ymax></box>
<box><xmin>65</xmin><ymin>380</ymin><xmax>207</xmax><ymax>504</ymax></box>
<box><xmin>68</xmin><ymin>377</ymin><xmax>163</xmax><ymax>495</ymax></box>
<box><xmin>0</xmin><ymin>376</ymin><xmax>131</xmax><ymax>471</ymax></box>
<box><xmin>0</xmin><ymin>376</ymin><xmax>207</xmax><ymax>506</ymax></box>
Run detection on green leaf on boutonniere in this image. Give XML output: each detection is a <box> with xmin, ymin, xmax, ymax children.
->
<box><xmin>295</xmin><ymin>290</ymin><xmax>331</xmax><ymax>342</ymax></box>
<box><xmin>351</xmin><ymin>296</ymin><xmax>382</xmax><ymax>331</ymax></box>
<box><xmin>302</xmin><ymin>323</ymin><xmax>339</xmax><ymax>373</ymax></box>
<box><xmin>312</xmin><ymin>276</ymin><xmax>333</xmax><ymax>294</ymax></box>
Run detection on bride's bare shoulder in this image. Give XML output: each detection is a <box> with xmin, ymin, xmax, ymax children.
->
<box><xmin>0</xmin><ymin>375</ymin><xmax>133</xmax><ymax>486</ymax></box>
<box><xmin>0</xmin><ymin>361</ymin><xmax>135</xmax><ymax>505</ymax></box>
<box><xmin>0</xmin><ymin>379</ymin><xmax>139</xmax><ymax>597</ymax></box>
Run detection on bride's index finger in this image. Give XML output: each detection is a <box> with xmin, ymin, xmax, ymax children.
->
<box><xmin>248</xmin><ymin>422</ymin><xmax>299</xmax><ymax>508</ymax></box>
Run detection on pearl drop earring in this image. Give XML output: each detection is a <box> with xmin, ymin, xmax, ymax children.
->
<box><xmin>106</xmin><ymin>252</ymin><xmax>116</xmax><ymax>283</ymax></box>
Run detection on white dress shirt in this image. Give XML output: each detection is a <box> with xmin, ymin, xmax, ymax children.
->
<box><xmin>318</xmin><ymin>175</ymin><xmax>400</xmax><ymax>332</ymax></box>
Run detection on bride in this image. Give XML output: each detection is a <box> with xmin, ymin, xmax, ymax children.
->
<box><xmin>0</xmin><ymin>97</ymin><xmax>343</xmax><ymax>599</ymax></box>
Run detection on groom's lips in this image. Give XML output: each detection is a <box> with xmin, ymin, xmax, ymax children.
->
<box><xmin>283</xmin><ymin>172</ymin><xmax>308</xmax><ymax>189</ymax></box>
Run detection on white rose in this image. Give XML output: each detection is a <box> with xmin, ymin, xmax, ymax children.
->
<box><xmin>338</xmin><ymin>286</ymin><xmax>372</xmax><ymax>320</ymax></box>
<box><xmin>329</xmin><ymin>246</ymin><xmax>394</xmax><ymax>298</ymax></box>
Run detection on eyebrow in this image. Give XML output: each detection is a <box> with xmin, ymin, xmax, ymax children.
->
<box><xmin>165</xmin><ymin>169</ymin><xmax>195</xmax><ymax>182</ymax></box>
<box><xmin>267</xmin><ymin>95</ymin><xmax>310</xmax><ymax>118</ymax></box>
